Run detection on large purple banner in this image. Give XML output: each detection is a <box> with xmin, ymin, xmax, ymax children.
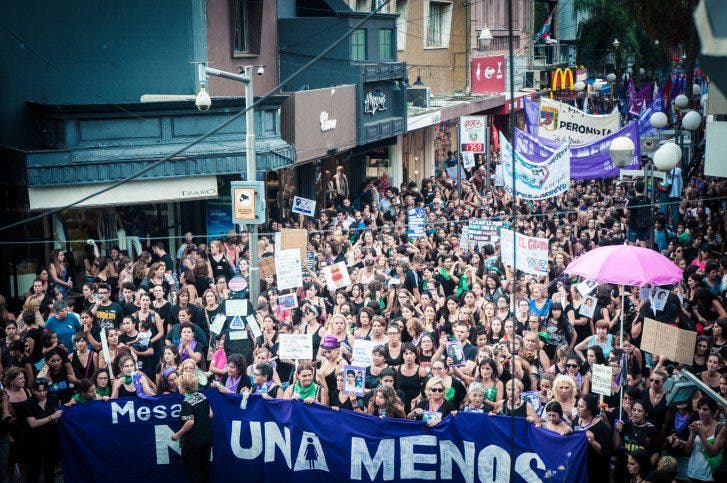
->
<box><xmin>513</xmin><ymin>121</ymin><xmax>640</xmax><ymax>179</ymax></box>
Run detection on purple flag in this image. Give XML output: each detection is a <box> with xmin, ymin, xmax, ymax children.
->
<box><xmin>524</xmin><ymin>96</ymin><xmax>539</xmax><ymax>134</ymax></box>
<box><xmin>513</xmin><ymin>122</ymin><xmax>640</xmax><ymax>180</ymax></box>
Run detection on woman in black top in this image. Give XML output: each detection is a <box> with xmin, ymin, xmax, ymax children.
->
<box><xmin>111</xmin><ymin>355</ymin><xmax>155</xmax><ymax>399</ymax></box>
<box><xmin>575</xmin><ymin>394</ymin><xmax>612</xmax><ymax>483</ymax></box>
<box><xmin>407</xmin><ymin>377</ymin><xmax>456</xmax><ymax>426</ymax></box>
<box><xmin>38</xmin><ymin>347</ymin><xmax>75</xmax><ymax>404</ymax></box>
<box><xmin>20</xmin><ymin>378</ymin><xmax>63</xmax><ymax>483</ymax></box>
<box><xmin>329</xmin><ymin>370</ymin><xmax>362</xmax><ymax>412</ymax></box>
<box><xmin>69</xmin><ymin>332</ymin><xmax>98</xmax><ymax>381</ymax></box>
<box><xmin>396</xmin><ymin>343</ymin><xmax>427</xmax><ymax>412</ymax></box>
<box><xmin>208</xmin><ymin>240</ymin><xmax>232</xmax><ymax>281</ymax></box>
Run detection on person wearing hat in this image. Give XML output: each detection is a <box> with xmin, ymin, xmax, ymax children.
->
<box><xmin>316</xmin><ymin>335</ymin><xmax>348</xmax><ymax>396</ymax></box>
<box><xmin>44</xmin><ymin>300</ymin><xmax>82</xmax><ymax>353</ymax></box>
<box><xmin>21</xmin><ymin>378</ymin><xmax>63</xmax><ymax>483</ymax></box>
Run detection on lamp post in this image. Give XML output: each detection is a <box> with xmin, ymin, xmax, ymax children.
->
<box><xmin>478</xmin><ymin>26</ymin><xmax>493</xmax><ymax>50</ymax></box>
<box><xmin>609</xmin><ymin>135</ymin><xmax>633</xmax><ymax>421</ymax></box>
<box><xmin>612</xmin><ymin>39</ymin><xmax>621</xmax><ymax>97</ymax></box>
<box><xmin>197</xmin><ymin>64</ymin><xmax>262</xmax><ymax>303</ymax></box>
<box><xmin>653</xmin><ymin>142</ymin><xmax>681</xmax><ymax>233</ymax></box>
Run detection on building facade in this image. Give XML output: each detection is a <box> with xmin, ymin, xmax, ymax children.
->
<box><xmin>0</xmin><ymin>0</ymin><xmax>292</xmax><ymax>297</ymax></box>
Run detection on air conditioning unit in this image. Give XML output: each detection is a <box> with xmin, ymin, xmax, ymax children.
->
<box><xmin>407</xmin><ymin>87</ymin><xmax>430</xmax><ymax>109</ymax></box>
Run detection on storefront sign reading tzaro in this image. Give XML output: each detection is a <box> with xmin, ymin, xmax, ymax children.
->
<box><xmin>364</xmin><ymin>90</ymin><xmax>387</xmax><ymax>115</ymax></box>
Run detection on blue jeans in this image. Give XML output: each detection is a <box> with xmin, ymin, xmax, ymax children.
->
<box><xmin>660</xmin><ymin>195</ymin><xmax>680</xmax><ymax>227</ymax></box>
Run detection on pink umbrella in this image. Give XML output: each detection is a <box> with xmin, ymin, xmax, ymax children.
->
<box><xmin>564</xmin><ymin>245</ymin><xmax>683</xmax><ymax>287</ymax></box>
<box><xmin>564</xmin><ymin>244</ymin><xmax>682</xmax><ymax>420</ymax></box>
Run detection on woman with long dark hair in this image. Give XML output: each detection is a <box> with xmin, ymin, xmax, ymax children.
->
<box><xmin>22</xmin><ymin>378</ymin><xmax>64</xmax><ymax>483</ymax></box>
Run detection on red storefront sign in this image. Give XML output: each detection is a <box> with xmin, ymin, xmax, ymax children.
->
<box><xmin>471</xmin><ymin>56</ymin><xmax>505</xmax><ymax>94</ymax></box>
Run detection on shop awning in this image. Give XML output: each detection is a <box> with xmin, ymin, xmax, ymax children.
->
<box><xmin>27</xmin><ymin>176</ymin><xmax>219</xmax><ymax>210</ymax></box>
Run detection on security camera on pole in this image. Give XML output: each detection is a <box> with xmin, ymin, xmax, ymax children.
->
<box><xmin>196</xmin><ymin>63</ymin><xmax>267</xmax><ymax>303</ymax></box>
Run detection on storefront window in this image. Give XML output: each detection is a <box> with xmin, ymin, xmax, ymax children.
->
<box><xmin>365</xmin><ymin>148</ymin><xmax>390</xmax><ymax>179</ymax></box>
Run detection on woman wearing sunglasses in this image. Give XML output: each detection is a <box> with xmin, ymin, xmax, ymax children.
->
<box><xmin>407</xmin><ymin>376</ymin><xmax>456</xmax><ymax>427</ymax></box>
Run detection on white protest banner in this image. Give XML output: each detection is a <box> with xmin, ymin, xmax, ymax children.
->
<box><xmin>278</xmin><ymin>334</ymin><xmax>313</xmax><ymax>361</ymax></box>
<box><xmin>537</xmin><ymin>97</ymin><xmax>621</xmax><ymax>144</ymax></box>
<box><xmin>499</xmin><ymin>132</ymin><xmax>570</xmax><ymax>200</ymax></box>
<box><xmin>275</xmin><ymin>248</ymin><xmax>303</xmax><ymax>291</ymax></box>
<box><xmin>591</xmin><ymin>364</ymin><xmax>612</xmax><ymax>396</ymax></box>
<box><xmin>225</xmin><ymin>299</ymin><xmax>248</xmax><ymax>317</ymax></box>
<box><xmin>322</xmin><ymin>261</ymin><xmax>351</xmax><ymax>291</ymax></box>
<box><xmin>291</xmin><ymin>196</ymin><xmax>316</xmax><ymax>217</ymax></box>
<box><xmin>499</xmin><ymin>229</ymin><xmax>549</xmax><ymax>276</ymax></box>
<box><xmin>351</xmin><ymin>339</ymin><xmax>379</xmax><ymax>367</ymax></box>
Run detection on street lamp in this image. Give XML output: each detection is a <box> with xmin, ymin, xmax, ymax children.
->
<box><xmin>478</xmin><ymin>26</ymin><xmax>493</xmax><ymax>50</ymax></box>
<box><xmin>650</xmin><ymin>112</ymin><xmax>668</xmax><ymax>129</ymax></box>
<box><xmin>607</xmin><ymin>73</ymin><xmax>617</xmax><ymax>84</ymax></box>
<box><xmin>609</xmin><ymin>136</ymin><xmax>635</xmax><ymax>168</ymax></box>
<box><xmin>197</xmin><ymin>63</ymin><xmax>263</xmax><ymax>302</ymax></box>
<box><xmin>692</xmin><ymin>84</ymin><xmax>701</xmax><ymax>97</ymax></box>
<box><xmin>653</xmin><ymin>142</ymin><xmax>681</xmax><ymax>171</ymax></box>
<box><xmin>682</xmin><ymin>110</ymin><xmax>702</xmax><ymax>131</ymax></box>
<box><xmin>574</xmin><ymin>80</ymin><xmax>585</xmax><ymax>92</ymax></box>
<box><xmin>674</xmin><ymin>94</ymin><xmax>689</xmax><ymax>109</ymax></box>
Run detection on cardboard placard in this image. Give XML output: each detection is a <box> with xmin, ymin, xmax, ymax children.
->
<box><xmin>275</xmin><ymin>248</ymin><xmax>303</xmax><ymax>291</ymax></box>
<box><xmin>343</xmin><ymin>365</ymin><xmax>366</xmax><ymax>396</ymax></box>
<box><xmin>281</xmin><ymin>228</ymin><xmax>308</xmax><ymax>262</ymax></box>
<box><xmin>278</xmin><ymin>334</ymin><xmax>313</xmax><ymax>361</ymax></box>
<box><xmin>291</xmin><ymin>196</ymin><xmax>316</xmax><ymax>217</ymax></box>
<box><xmin>278</xmin><ymin>293</ymin><xmax>298</xmax><ymax>310</ymax></box>
<box><xmin>640</xmin><ymin>317</ymin><xmax>697</xmax><ymax>365</ymax></box>
<box><xmin>351</xmin><ymin>339</ymin><xmax>379</xmax><ymax>367</ymax></box>
<box><xmin>259</xmin><ymin>257</ymin><xmax>276</xmax><ymax>279</ymax></box>
<box><xmin>578</xmin><ymin>296</ymin><xmax>597</xmax><ymax>318</ymax></box>
<box><xmin>225</xmin><ymin>299</ymin><xmax>249</xmax><ymax>317</ymax></box>
<box><xmin>591</xmin><ymin>364</ymin><xmax>612</xmax><ymax>396</ymax></box>
<box><xmin>322</xmin><ymin>262</ymin><xmax>351</xmax><ymax>291</ymax></box>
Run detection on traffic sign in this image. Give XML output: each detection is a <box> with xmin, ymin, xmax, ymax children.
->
<box><xmin>231</xmin><ymin>181</ymin><xmax>265</xmax><ymax>225</ymax></box>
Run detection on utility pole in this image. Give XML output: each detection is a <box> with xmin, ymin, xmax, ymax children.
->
<box><xmin>464</xmin><ymin>0</ymin><xmax>471</xmax><ymax>92</ymax></box>
<box><xmin>198</xmin><ymin>64</ymin><xmax>260</xmax><ymax>303</ymax></box>
<box><xmin>243</xmin><ymin>65</ymin><xmax>260</xmax><ymax>304</ymax></box>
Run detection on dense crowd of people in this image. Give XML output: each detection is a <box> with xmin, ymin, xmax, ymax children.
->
<box><xmin>0</xmin><ymin>143</ymin><xmax>726</xmax><ymax>482</ymax></box>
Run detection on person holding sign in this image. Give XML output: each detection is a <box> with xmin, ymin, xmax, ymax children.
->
<box><xmin>283</xmin><ymin>363</ymin><xmax>328</xmax><ymax>406</ymax></box>
<box><xmin>407</xmin><ymin>377</ymin><xmax>456</xmax><ymax>427</ymax></box>
<box><xmin>329</xmin><ymin>369</ymin><xmax>362</xmax><ymax>412</ymax></box>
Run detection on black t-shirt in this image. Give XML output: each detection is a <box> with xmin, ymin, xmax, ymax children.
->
<box><xmin>627</xmin><ymin>195</ymin><xmax>652</xmax><ymax>231</ymax></box>
<box><xmin>434</xmin><ymin>271</ymin><xmax>457</xmax><ymax>297</ymax></box>
<box><xmin>179</xmin><ymin>392</ymin><xmax>212</xmax><ymax>448</ymax></box>
<box><xmin>96</xmin><ymin>302</ymin><xmax>123</xmax><ymax>330</ymax></box>
<box><xmin>25</xmin><ymin>327</ymin><xmax>44</xmax><ymax>364</ymax></box>
<box><xmin>160</xmin><ymin>253</ymin><xmax>175</xmax><ymax>273</ymax></box>
<box><xmin>19</xmin><ymin>395</ymin><xmax>61</xmax><ymax>443</ymax></box>
<box><xmin>621</xmin><ymin>420</ymin><xmax>660</xmax><ymax>456</ymax></box>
